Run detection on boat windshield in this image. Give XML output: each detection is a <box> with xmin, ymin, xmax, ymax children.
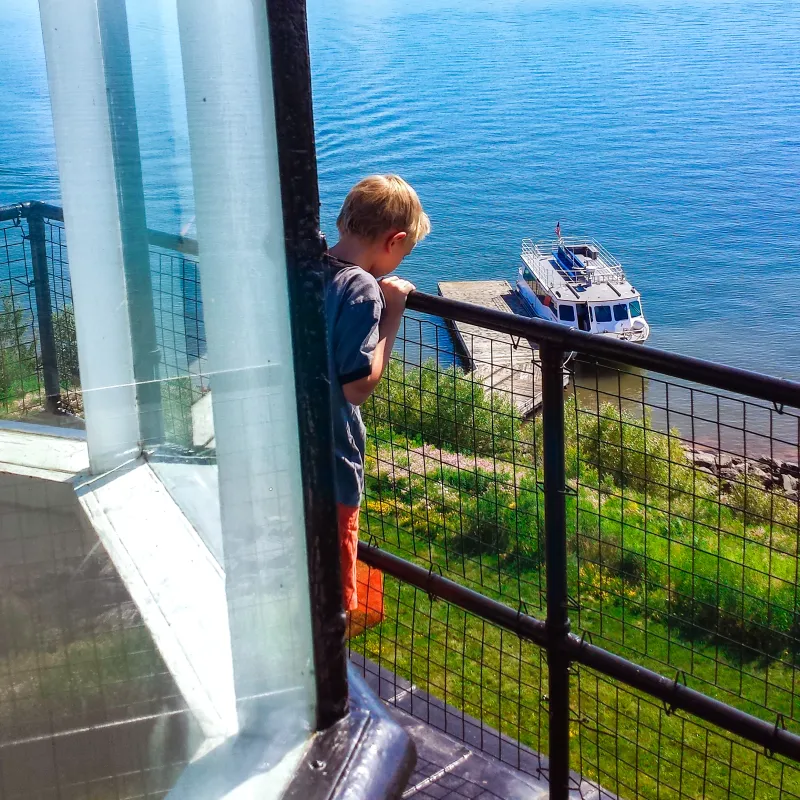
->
<box><xmin>629</xmin><ymin>299</ymin><xmax>642</xmax><ymax>317</ymax></box>
<box><xmin>613</xmin><ymin>303</ymin><xmax>629</xmax><ymax>321</ymax></box>
<box><xmin>558</xmin><ymin>304</ymin><xmax>575</xmax><ymax>322</ymax></box>
<box><xmin>594</xmin><ymin>305</ymin><xmax>612</xmax><ymax>322</ymax></box>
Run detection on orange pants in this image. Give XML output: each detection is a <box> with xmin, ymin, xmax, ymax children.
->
<box><xmin>337</xmin><ymin>503</ymin><xmax>360</xmax><ymax>612</ymax></box>
<box><xmin>337</xmin><ymin>504</ymin><xmax>384</xmax><ymax>634</ymax></box>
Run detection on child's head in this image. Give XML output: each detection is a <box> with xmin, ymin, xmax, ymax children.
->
<box><xmin>336</xmin><ymin>174</ymin><xmax>430</xmax><ymax>276</ymax></box>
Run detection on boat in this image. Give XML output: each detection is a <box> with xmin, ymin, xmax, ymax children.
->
<box><xmin>516</xmin><ymin>236</ymin><xmax>650</xmax><ymax>342</ymax></box>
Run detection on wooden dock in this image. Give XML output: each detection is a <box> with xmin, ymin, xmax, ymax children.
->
<box><xmin>437</xmin><ymin>280</ymin><xmax>567</xmax><ymax>417</ymax></box>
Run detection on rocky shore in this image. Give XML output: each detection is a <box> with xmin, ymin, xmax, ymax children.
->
<box><xmin>687</xmin><ymin>449</ymin><xmax>800</xmax><ymax>501</ymax></box>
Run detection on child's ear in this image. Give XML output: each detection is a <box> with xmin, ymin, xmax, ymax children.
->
<box><xmin>387</xmin><ymin>231</ymin><xmax>407</xmax><ymax>251</ymax></box>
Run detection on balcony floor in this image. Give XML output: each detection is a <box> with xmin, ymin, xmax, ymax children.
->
<box><xmin>0</xmin><ymin>469</ymin><xmax>202</xmax><ymax>799</ymax></box>
<box><xmin>351</xmin><ymin>652</ymin><xmax>614</xmax><ymax>799</ymax></box>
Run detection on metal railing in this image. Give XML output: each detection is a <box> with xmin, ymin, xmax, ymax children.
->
<box><xmin>0</xmin><ymin>201</ymin><xmax>206</xmax><ymax>445</ymax></box>
<box><xmin>0</xmin><ymin>202</ymin><xmax>76</xmax><ymax>416</ymax></box>
<box><xmin>351</xmin><ymin>291</ymin><xmax>800</xmax><ymax>800</ymax></box>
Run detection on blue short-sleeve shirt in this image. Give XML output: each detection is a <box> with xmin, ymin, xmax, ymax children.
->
<box><xmin>326</xmin><ymin>255</ymin><xmax>385</xmax><ymax>506</ymax></box>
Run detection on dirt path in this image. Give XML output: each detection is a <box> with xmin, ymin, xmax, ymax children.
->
<box><xmin>375</xmin><ymin>440</ymin><xmax>528</xmax><ymax>483</ymax></box>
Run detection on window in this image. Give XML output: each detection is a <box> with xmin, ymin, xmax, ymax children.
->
<box><xmin>558</xmin><ymin>304</ymin><xmax>576</xmax><ymax>322</ymax></box>
<box><xmin>613</xmin><ymin>303</ymin><xmax>630</xmax><ymax>321</ymax></box>
<box><xmin>629</xmin><ymin>299</ymin><xmax>642</xmax><ymax>317</ymax></box>
<box><xmin>34</xmin><ymin>0</ymin><xmax>319</xmax><ymax>794</ymax></box>
<box><xmin>594</xmin><ymin>305</ymin><xmax>612</xmax><ymax>323</ymax></box>
<box><xmin>523</xmin><ymin>265</ymin><xmax>536</xmax><ymax>291</ymax></box>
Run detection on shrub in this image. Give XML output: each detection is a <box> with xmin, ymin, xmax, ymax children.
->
<box><xmin>503</xmin><ymin>475</ymin><xmax>544</xmax><ymax>568</ymax></box>
<box><xmin>52</xmin><ymin>304</ymin><xmax>80</xmax><ymax>388</ymax></box>
<box><xmin>728</xmin><ymin>475</ymin><xmax>778</xmax><ymax>527</ymax></box>
<box><xmin>669</xmin><ymin>566</ymin><xmax>799</xmax><ymax>656</ymax></box>
<box><xmin>0</xmin><ymin>297</ymin><xmax>36</xmax><ymax>401</ymax></box>
<box><xmin>570</xmin><ymin>401</ymin><xmax>688</xmax><ymax>494</ymax></box>
<box><xmin>455</xmin><ymin>485</ymin><xmax>512</xmax><ymax>555</ymax></box>
<box><xmin>436</xmin><ymin>465</ymin><xmax>495</xmax><ymax>496</ymax></box>
<box><xmin>370</xmin><ymin>360</ymin><xmax>522</xmax><ymax>458</ymax></box>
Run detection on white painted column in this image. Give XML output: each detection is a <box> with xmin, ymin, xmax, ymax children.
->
<box><xmin>176</xmin><ymin>0</ymin><xmax>316</xmax><ymax>739</ymax></box>
<box><xmin>38</xmin><ymin>0</ymin><xmax>140</xmax><ymax>474</ymax></box>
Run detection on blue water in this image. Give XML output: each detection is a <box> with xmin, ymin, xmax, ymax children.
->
<box><xmin>2</xmin><ymin>0</ymin><xmax>799</xmax><ymax>378</ymax></box>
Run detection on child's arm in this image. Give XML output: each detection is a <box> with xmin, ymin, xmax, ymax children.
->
<box><xmin>342</xmin><ymin>276</ymin><xmax>415</xmax><ymax>406</ymax></box>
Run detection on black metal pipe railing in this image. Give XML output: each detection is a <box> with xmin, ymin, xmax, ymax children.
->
<box><xmin>0</xmin><ymin>202</ymin><xmax>64</xmax><ymax>224</ymax></box>
<box><xmin>360</xmin><ymin>289</ymin><xmax>800</xmax><ymax>796</ymax></box>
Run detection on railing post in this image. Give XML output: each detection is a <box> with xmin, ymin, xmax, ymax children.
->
<box><xmin>540</xmin><ymin>343</ymin><xmax>571</xmax><ymax>799</ymax></box>
<box><xmin>265</xmin><ymin>0</ymin><xmax>349</xmax><ymax>729</ymax></box>
<box><xmin>26</xmin><ymin>206</ymin><xmax>61</xmax><ymax>414</ymax></box>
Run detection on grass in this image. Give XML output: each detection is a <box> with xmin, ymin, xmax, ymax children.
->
<box><xmin>0</xmin><ymin>298</ymin><xmax>84</xmax><ymax>415</ymax></box>
<box><xmin>0</xmin><ymin>296</ymin><xmax>41</xmax><ymax>413</ymax></box>
<box><xmin>352</xmin><ymin>358</ymin><xmax>800</xmax><ymax>799</ymax></box>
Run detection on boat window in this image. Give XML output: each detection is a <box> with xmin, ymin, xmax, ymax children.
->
<box><xmin>594</xmin><ymin>305</ymin><xmax>612</xmax><ymax>323</ymax></box>
<box><xmin>558</xmin><ymin>304</ymin><xmax>576</xmax><ymax>322</ymax></box>
<box><xmin>629</xmin><ymin>299</ymin><xmax>642</xmax><ymax>317</ymax></box>
<box><xmin>523</xmin><ymin>266</ymin><xmax>537</xmax><ymax>291</ymax></box>
<box><xmin>613</xmin><ymin>303</ymin><xmax>629</xmax><ymax>321</ymax></box>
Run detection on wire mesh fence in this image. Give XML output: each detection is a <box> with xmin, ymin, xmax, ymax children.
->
<box><xmin>354</xmin><ymin>575</ymin><xmax>550</xmax><ymax>778</ymax></box>
<box><xmin>0</xmin><ymin>203</ymin><xmax>208</xmax><ymax>448</ymax></box>
<box><xmin>150</xmin><ymin>244</ymin><xmax>207</xmax><ymax>448</ymax></box>
<box><xmin>0</xmin><ymin>212</ymin><xmax>44</xmax><ymax>417</ymax></box>
<box><xmin>569</xmin><ymin>356</ymin><xmax>800</xmax><ymax>721</ymax></box>
<box><xmin>349</xmin><ymin>309</ymin><xmax>800</xmax><ymax>799</ymax></box>
<box><xmin>573</xmin><ymin>664</ymin><xmax>800</xmax><ymax>800</ymax></box>
<box><xmin>0</xmin><ymin>205</ymin><xmax>211</xmax><ymax>799</ymax></box>
<box><xmin>0</xmin><ymin>469</ymin><xmax>202</xmax><ymax>800</ymax></box>
<box><xmin>44</xmin><ymin>214</ymin><xmax>81</xmax><ymax>414</ymax></box>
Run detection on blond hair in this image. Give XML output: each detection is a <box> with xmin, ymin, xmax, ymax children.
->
<box><xmin>336</xmin><ymin>174</ymin><xmax>431</xmax><ymax>246</ymax></box>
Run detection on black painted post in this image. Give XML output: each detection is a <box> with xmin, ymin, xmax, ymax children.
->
<box><xmin>27</xmin><ymin>206</ymin><xmax>61</xmax><ymax>414</ymax></box>
<box><xmin>265</xmin><ymin>0</ymin><xmax>349</xmax><ymax>729</ymax></box>
<box><xmin>540</xmin><ymin>343</ymin><xmax>571</xmax><ymax>799</ymax></box>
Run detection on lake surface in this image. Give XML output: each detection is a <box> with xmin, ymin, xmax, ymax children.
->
<box><xmin>1</xmin><ymin>0</ymin><xmax>799</xmax><ymax>378</ymax></box>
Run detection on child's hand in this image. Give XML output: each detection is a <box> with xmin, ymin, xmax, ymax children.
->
<box><xmin>380</xmin><ymin>276</ymin><xmax>416</xmax><ymax>316</ymax></box>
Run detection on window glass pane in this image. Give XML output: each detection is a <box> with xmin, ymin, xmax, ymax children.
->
<box><xmin>23</xmin><ymin>1</ymin><xmax>317</xmax><ymax>796</ymax></box>
<box><xmin>629</xmin><ymin>299</ymin><xmax>642</xmax><ymax>317</ymax></box>
<box><xmin>558</xmin><ymin>304</ymin><xmax>576</xmax><ymax>322</ymax></box>
<box><xmin>594</xmin><ymin>305</ymin><xmax>612</xmax><ymax>322</ymax></box>
<box><xmin>613</xmin><ymin>303</ymin><xmax>629</xmax><ymax>321</ymax></box>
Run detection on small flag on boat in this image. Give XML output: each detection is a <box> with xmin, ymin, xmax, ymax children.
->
<box><xmin>555</xmin><ymin>221</ymin><xmax>561</xmax><ymax>238</ymax></box>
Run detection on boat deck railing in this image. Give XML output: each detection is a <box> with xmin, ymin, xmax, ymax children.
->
<box><xmin>522</xmin><ymin>236</ymin><xmax>626</xmax><ymax>291</ymax></box>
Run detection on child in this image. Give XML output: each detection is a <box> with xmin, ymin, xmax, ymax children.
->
<box><xmin>326</xmin><ymin>175</ymin><xmax>430</xmax><ymax>611</ymax></box>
